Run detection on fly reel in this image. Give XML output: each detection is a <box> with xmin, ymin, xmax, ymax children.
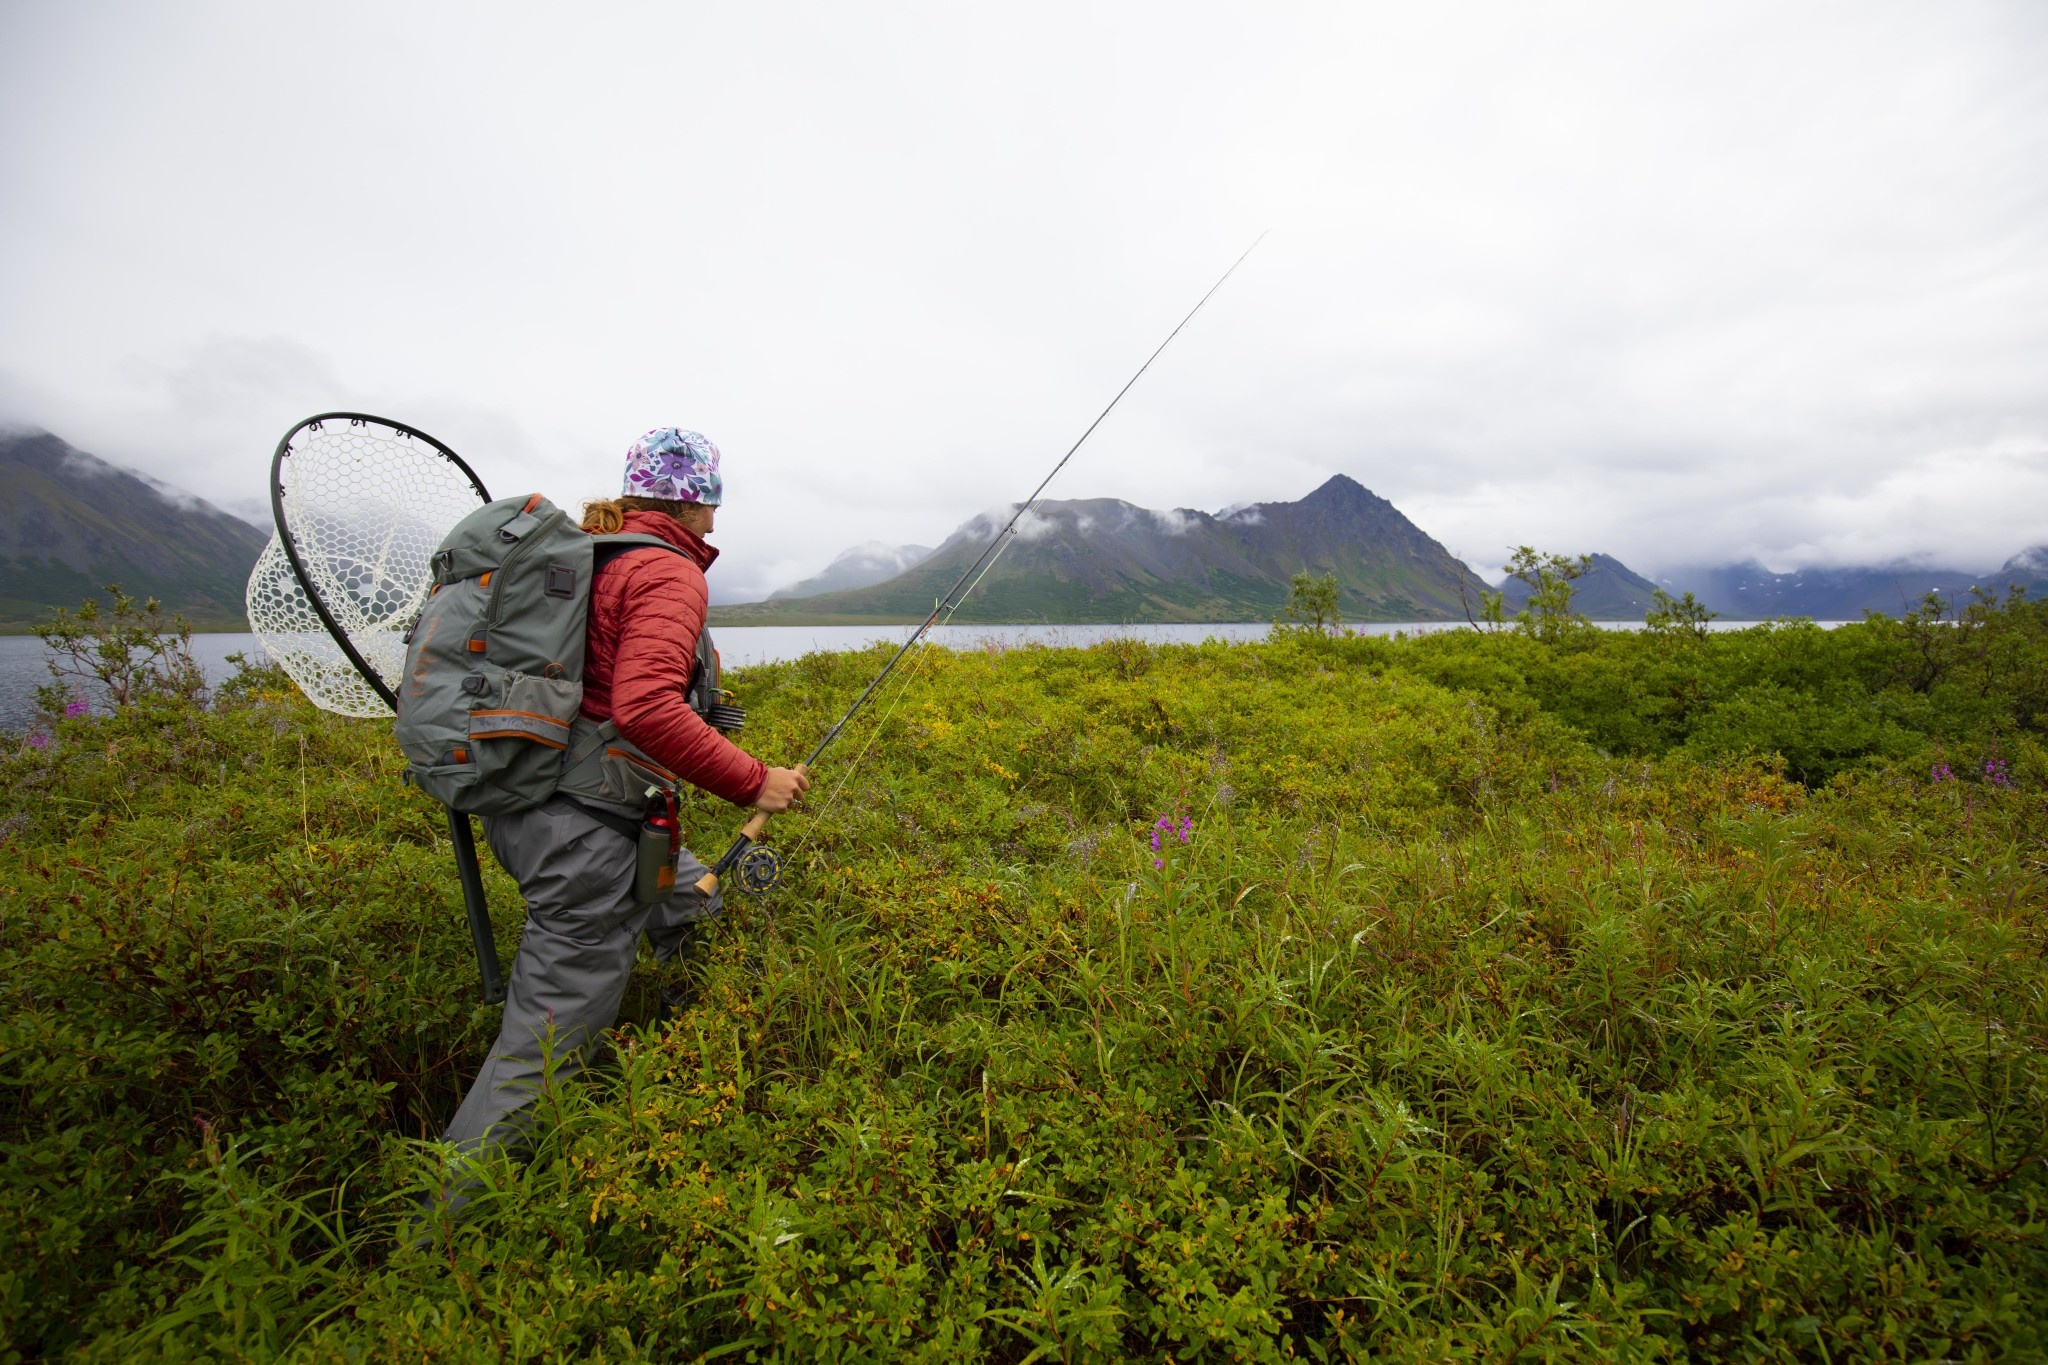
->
<box><xmin>734</xmin><ymin>844</ymin><xmax>782</xmax><ymax>895</ymax></box>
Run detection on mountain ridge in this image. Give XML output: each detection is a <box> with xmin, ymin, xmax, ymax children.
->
<box><xmin>1663</xmin><ymin>557</ymin><xmax>2044</xmax><ymax>621</ymax></box>
<box><xmin>713</xmin><ymin>475</ymin><xmax>1490</xmax><ymax>624</ymax></box>
<box><xmin>5</xmin><ymin>425</ymin><xmax>2034</xmax><ymax>632</ymax></box>
<box><xmin>769</xmin><ymin>541</ymin><xmax>934</xmax><ymax>600</ymax></box>
<box><xmin>1494</xmin><ymin>550</ymin><xmax>2048</xmax><ymax>621</ymax></box>
<box><xmin>0</xmin><ymin>429</ymin><xmax>267</xmax><ymax>630</ymax></box>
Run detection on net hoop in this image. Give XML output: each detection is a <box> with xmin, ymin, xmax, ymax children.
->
<box><xmin>251</xmin><ymin>413</ymin><xmax>490</xmax><ymax>717</ymax></box>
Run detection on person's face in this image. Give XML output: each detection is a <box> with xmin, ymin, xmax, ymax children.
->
<box><xmin>680</xmin><ymin>502</ymin><xmax>717</xmax><ymax>536</ymax></box>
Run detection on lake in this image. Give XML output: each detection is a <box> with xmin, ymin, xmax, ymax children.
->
<box><xmin>0</xmin><ymin>616</ymin><xmax>1830</xmax><ymax>732</ymax></box>
<box><xmin>0</xmin><ymin>622</ymin><xmax>1466</xmax><ymax>731</ymax></box>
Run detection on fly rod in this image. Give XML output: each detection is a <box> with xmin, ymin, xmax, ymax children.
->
<box><xmin>697</xmin><ymin>234</ymin><xmax>1265</xmax><ymax>896</ymax></box>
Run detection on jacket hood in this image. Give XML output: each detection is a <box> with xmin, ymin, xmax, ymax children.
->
<box><xmin>618</xmin><ymin>509</ymin><xmax>719</xmax><ymax>571</ymax></box>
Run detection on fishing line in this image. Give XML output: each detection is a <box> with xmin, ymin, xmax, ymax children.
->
<box><xmin>782</xmin><ymin>522</ymin><xmax>1017</xmax><ymax>866</ymax></box>
<box><xmin>781</xmin><ymin>632</ymin><xmax>941</xmax><ymax>868</ymax></box>
<box><xmin>791</xmin><ymin>514</ymin><xmax>1024</xmax><ymax>842</ymax></box>
<box><xmin>712</xmin><ymin>233</ymin><xmax>1267</xmax><ymax>895</ymax></box>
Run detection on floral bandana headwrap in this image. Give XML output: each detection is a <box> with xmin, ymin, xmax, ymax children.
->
<box><xmin>622</xmin><ymin>427</ymin><xmax>723</xmax><ymax>505</ymax></box>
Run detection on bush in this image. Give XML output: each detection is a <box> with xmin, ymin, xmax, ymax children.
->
<box><xmin>30</xmin><ymin>583</ymin><xmax>208</xmax><ymax>719</ymax></box>
<box><xmin>3</xmin><ymin>616</ymin><xmax>2045</xmax><ymax>1360</ymax></box>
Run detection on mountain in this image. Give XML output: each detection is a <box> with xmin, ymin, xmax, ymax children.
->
<box><xmin>1997</xmin><ymin>545</ymin><xmax>2048</xmax><ymax>598</ymax></box>
<box><xmin>1498</xmin><ymin>552</ymin><xmax>1662</xmax><ymax>619</ymax></box>
<box><xmin>1491</xmin><ymin>549</ymin><xmax>2046</xmax><ymax>623</ymax></box>
<box><xmin>770</xmin><ymin>541</ymin><xmax>933</xmax><ymax>599</ymax></box>
<box><xmin>1667</xmin><ymin>560</ymin><xmax>2002</xmax><ymax>621</ymax></box>
<box><xmin>711</xmin><ymin>475</ymin><xmax>1490</xmax><ymax>624</ymax></box>
<box><xmin>0</xmin><ymin>429</ymin><xmax>267</xmax><ymax>630</ymax></box>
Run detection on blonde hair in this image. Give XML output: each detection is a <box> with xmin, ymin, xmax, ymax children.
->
<box><xmin>581</xmin><ymin>495</ymin><xmax>701</xmax><ymax>534</ymax></box>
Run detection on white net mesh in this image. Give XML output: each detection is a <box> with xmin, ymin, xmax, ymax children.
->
<box><xmin>245</xmin><ymin>417</ymin><xmax>486</xmax><ymax>718</ymax></box>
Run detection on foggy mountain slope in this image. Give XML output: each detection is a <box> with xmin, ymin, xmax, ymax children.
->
<box><xmin>769</xmin><ymin>541</ymin><xmax>934</xmax><ymax>600</ymax></box>
<box><xmin>0</xmin><ymin>429</ymin><xmax>267</xmax><ymax>629</ymax></box>
<box><xmin>714</xmin><ymin>476</ymin><xmax>1490</xmax><ymax>624</ymax></box>
<box><xmin>1669</xmin><ymin>561</ymin><xmax>2003</xmax><ymax>621</ymax></box>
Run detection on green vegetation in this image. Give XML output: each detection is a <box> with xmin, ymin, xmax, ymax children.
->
<box><xmin>1277</xmin><ymin>572</ymin><xmax>1341</xmax><ymax>637</ymax></box>
<box><xmin>29</xmin><ymin>584</ymin><xmax>208</xmax><ymax>717</ymax></box>
<box><xmin>1498</xmin><ymin>549</ymin><xmax>1595</xmax><ymax>644</ymax></box>
<box><xmin>4</xmin><ymin>592</ymin><xmax>2047</xmax><ymax>1360</ymax></box>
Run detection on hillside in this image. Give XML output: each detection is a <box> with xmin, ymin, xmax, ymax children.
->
<box><xmin>1670</xmin><ymin>559</ymin><xmax>2003</xmax><ymax>621</ymax></box>
<box><xmin>0</xmin><ymin>429</ymin><xmax>266</xmax><ymax>630</ymax></box>
<box><xmin>1995</xmin><ymin>544</ymin><xmax>2048</xmax><ymax>597</ymax></box>
<box><xmin>715</xmin><ymin>474</ymin><xmax>1489</xmax><ymax>624</ymax></box>
<box><xmin>1498</xmin><ymin>548</ymin><xmax>2048</xmax><ymax>622</ymax></box>
<box><xmin>768</xmin><ymin>540</ymin><xmax>932</xmax><ymax>599</ymax></box>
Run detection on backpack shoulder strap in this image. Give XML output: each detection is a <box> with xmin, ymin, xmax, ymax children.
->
<box><xmin>591</xmin><ymin>532</ymin><xmax>692</xmax><ymax>570</ymax></box>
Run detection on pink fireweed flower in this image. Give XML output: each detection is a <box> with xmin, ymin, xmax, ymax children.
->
<box><xmin>27</xmin><ymin>734</ymin><xmax>47</xmax><ymax>750</ymax></box>
<box><xmin>1152</xmin><ymin>814</ymin><xmax>1194</xmax><ymax>846</ymax></box>
<box><xmin>1932</xmin><ymin>762</ymin><xmax>1953</xmax><ymax>782</ymax></box>
<box><xmin>1985</xmin><ymin>758</ymin><xmax>2012</xmax><ymax>788</ymax></box>
<box><xmin>1151</xmin><ymin>812</ymin><xmax>1193</xmax><ymax>867</ymax></box>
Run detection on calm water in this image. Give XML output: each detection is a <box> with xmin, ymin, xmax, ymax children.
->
<box><xmin>0</xmin><ymin>617</ymin><xmax>1833</xmax><ymax>732</ymax></box>
<box><xmin>0</xmin><ymin>632</ymin><xmax>268</xmax><ymax>732</ymax></box>
<box><xmin>0</xmin><ymin>622</ymin><xmax>1461</xmax><ymax>730</ymax></box>
<box><xmin>703</xmin><ymin>619</ymin><xmax>1473</xmax><ymax>667</ymax></box>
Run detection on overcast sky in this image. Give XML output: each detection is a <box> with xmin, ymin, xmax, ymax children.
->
<box><xmin>3</xmin><ymin>2</ymin><xmax>2044</xmax><ymax>601</ymax></box>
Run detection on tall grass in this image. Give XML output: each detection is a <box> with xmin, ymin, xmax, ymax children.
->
<box><xmin>3</xmin><ymin>610</ymin><xmax>2044</xmax><ymax>1361</ymax></box>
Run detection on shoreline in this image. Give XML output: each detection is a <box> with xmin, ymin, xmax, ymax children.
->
<box><xmin>0</xmin><ymin>614</ymin><xmax>1850</xmax><ymax>636</ymax></box>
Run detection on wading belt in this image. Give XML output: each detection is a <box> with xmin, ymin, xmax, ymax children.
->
<box><xmin>562</xmin><ymin>795</ymin><xmax>642</xmax><ymax>844</ymax></box>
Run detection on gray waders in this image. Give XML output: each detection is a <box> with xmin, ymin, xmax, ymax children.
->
<box><xmin>443</xmin><ymin>796</ymin><xmax>719</xmax><ymax>1155</ymax></box>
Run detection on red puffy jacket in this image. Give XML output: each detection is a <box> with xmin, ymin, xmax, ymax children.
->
<box><xmin>581</xmin><ymin>510</ymin><xmax>766</xmax><ymax>807</ymax></box>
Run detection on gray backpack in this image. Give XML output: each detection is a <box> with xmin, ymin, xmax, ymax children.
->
<box><xmin>395</xmin><ymin>493</ymin><xmax>735</xmax><ymax>816</ymax></box>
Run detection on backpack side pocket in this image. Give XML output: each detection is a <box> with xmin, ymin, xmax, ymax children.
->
<box><xmin>464</xmin><ymin>671</ymin><xmax>584</xmax><ymax>814</ymax></box>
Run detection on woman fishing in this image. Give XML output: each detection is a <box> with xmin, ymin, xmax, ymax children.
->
<box><xmin>443</xmin><ymin>427</ymin><xmax>809</xmax><ymax>1155</ymax></box>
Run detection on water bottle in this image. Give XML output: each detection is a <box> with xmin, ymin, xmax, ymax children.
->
<box><xmin>633</xmin><ymin>787</ymin><xmax>678</xmax><ymax>904</ymax></box>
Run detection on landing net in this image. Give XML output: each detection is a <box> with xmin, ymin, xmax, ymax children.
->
<box><xmin>245</xmin><ymin>414</ymin><xmax>488</xmax><ymax>717</ymax></box>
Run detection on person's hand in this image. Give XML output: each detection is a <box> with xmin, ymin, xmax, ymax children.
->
<box><xmin>754</xmin><ymin>765</ymin><xmax>811</xmax><ymax>813</ymax></box>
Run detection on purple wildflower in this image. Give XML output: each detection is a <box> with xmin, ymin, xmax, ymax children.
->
<box><xmin>1151</xmin><ymin>812</ymin><xmax>1193</xmax><ymax>866</ymax></box>
<box><xmin>27</xmin><ymin>734</ymin><xmax>47</xmax><ymax>750</ymax></box>
<box><xmin>63</xmin><ymin>694</ymin><xmax>89</xmax><ymax>719</ymax></box>
<box><xmin>1985</xmin><ymin>758</ymin><xmax>2013</xmax><ymax>789</ymax></box>
<box><xmin>1931</xmin><ymin>762</ymin><xmax>1953</xmax><ymax>782</ymax></box>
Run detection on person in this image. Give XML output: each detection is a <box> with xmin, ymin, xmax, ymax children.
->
<box><xmin>442</xmin><ymin>427</ymin><xmax>809</xmax><ymax>1156</ymax></box>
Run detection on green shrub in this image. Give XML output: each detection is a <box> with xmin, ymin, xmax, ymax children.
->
<box><xmin>3</xmin><ymin>616</ymin><xmax>2045</xmax><ymax>1361</ymax></box>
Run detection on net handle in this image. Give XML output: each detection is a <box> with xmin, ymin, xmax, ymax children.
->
<box><xmin>268</xmin><ymin>412</ymin><xmax>492</xmax><ymax>712</ymax></box>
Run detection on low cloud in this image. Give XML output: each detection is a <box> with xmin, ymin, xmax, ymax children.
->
<box><xmin>1012</xmin><ymin>508</ymin><xmax>1060</xmax><ymax>542</ymax></box>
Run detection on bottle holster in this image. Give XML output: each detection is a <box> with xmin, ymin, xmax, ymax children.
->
<box><xmin>631</xmin><ymin>788</ymin><xmax>681</xmax><ymax>904</ymax></box>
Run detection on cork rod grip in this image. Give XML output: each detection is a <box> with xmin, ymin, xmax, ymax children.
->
<box><xmin>694</xmin><ymin>763</ymin><xmax>807</xmax><ymax>897</ymax></box>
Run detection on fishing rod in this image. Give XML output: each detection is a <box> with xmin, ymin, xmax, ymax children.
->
<box><xmin>696</xmin><ymin>233</ymin><xmax>1266</xmax><ymax>897</ymax></box>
